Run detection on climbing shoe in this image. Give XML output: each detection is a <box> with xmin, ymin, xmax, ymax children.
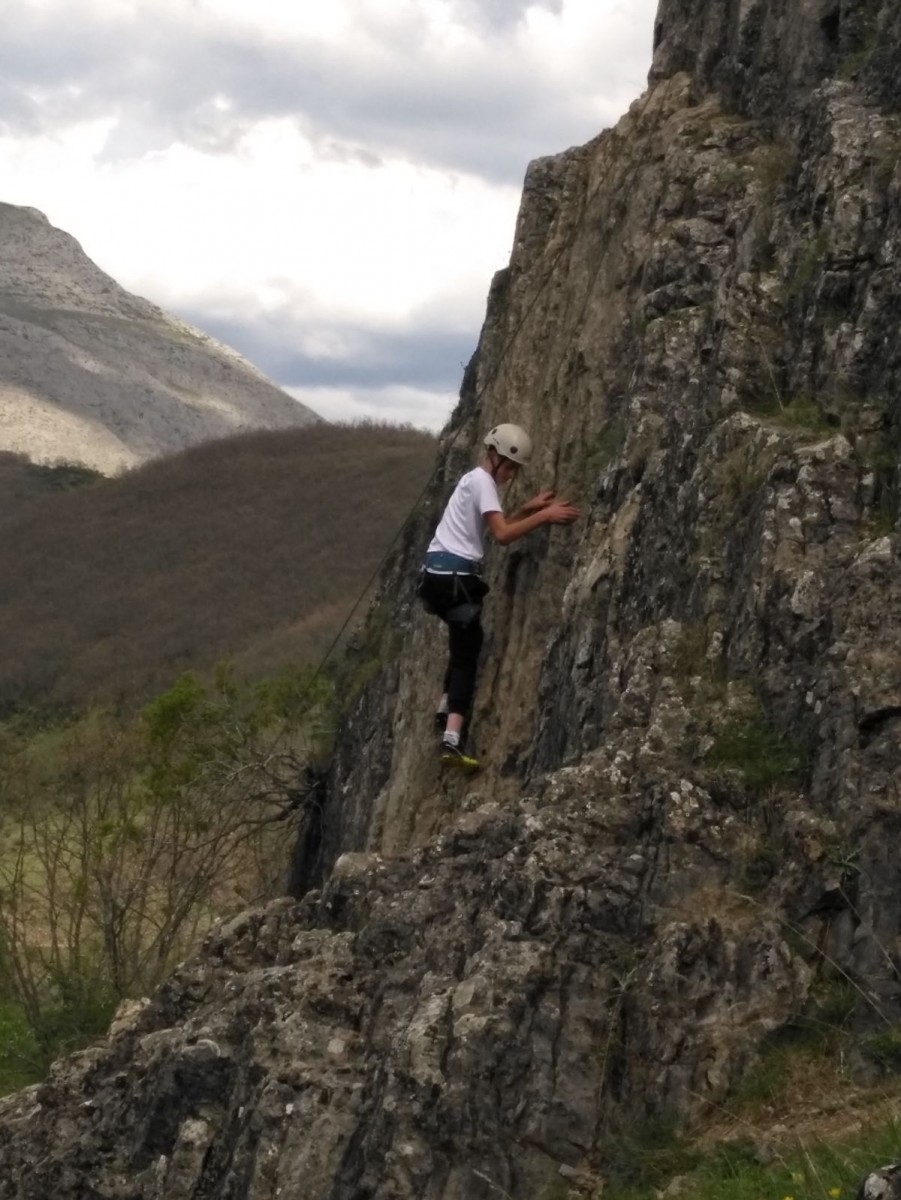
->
<box><xmin>440</xmin><ymin>740</ymin><xmax>480</xmax><ymax>773</ymax></box>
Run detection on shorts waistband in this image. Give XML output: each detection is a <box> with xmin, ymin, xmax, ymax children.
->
<box><xmin>423</xmin><ymin>551</ymin><xmax>482</xmax><ymax>576</ymax></box>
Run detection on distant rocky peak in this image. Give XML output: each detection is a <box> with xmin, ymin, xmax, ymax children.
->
<box><xmin>0</xmin><ymin>202</ymin><xmax>318</xmax><ymax>474</ymax></box>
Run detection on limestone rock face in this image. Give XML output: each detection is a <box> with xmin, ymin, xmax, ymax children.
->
<box><xmin>0</xmin><ymin>1</ymin><xmax>900</xmax><ymax>1197</ymax></box>
<box><xmin>0</xmin><ymin>203</ymin><xmax>318</xmax><ymax>474</ymax></box>
<box><xmin>651</xmin><ymin>0</ymin><xmax>901</xmax><ymax>116</ymax></box>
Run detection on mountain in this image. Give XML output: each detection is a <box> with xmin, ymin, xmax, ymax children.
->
<box><xmin>0</xmin><ymin>202</ymin><xmax>319</xmax><ymax>474</ymax></box>
<box><xmin>0</xmin><ymin>1</ymin><xmax>900</xmax><ymax>1197</ymax></box>
<box><xmin>0</xmin><ymin>424</ymin><xmax>436</xmax><ymax>712</ymax></box>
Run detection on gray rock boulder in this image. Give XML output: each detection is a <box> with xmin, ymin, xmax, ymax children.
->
<box><xmin>859</xmin><ymin>1164</ymin><xmax>901</xmax><ymax>1200</ymax></box>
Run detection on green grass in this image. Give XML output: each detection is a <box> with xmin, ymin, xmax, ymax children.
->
<box><xmin>768</xmin><ymin>396</ymin><xmax>834</xmax><ymax>435</ymax></box>
<box><xmin>604</xmin><ymin>1118</ymin><xmax>700</xmax><ymax>1196</ymax></box>
<box><xmin>863</xmin><ymin>1030</ymin><xmax>901</xmax><ymax>1073</ymax></box>
<box><xmin>738</xmin><ymin>838</ymin><xmax>782</xmax><ymax>893</ymax></box>
<box><xmin>600</xmin><ymin>984</ymin><xmax>900</xmax><ymax>1200</ymax></box>
<box><xmin>750</xmin><ymin>142</ymin><xmax>796</xmax><ymax>199</ymax></box>
<box><xmin>0</xmin><ymin>1001</ymin><xmax>44</xmax><ymax>1094</ymax></box>
<box><xmin>788</xmin><ymin>232</ymin><xmax>830</xmax><ymax>299</ymax></box>
<box><xmin>0</xmin><ymin>970</ymin><xmax>118</xmax><ymax>1096</ymax></box>
<box><xmin>745</xmin><ymin>393</ymin><xmax>834</xmax><ymax>437</ymax></box>
<box><xmin>605</xmin><ymin>1115</ymin><xmax>901</xmax><ymax>1200</ymax></box>
<box><xmin>708</xmin><ymin>704</ymin><xmax>807</xmax><ymax>794</ymax></box>
<box><xmin>0</xmin><ymin>987</ymin><xmax>118</xmax><ymax>1097</ymax></box>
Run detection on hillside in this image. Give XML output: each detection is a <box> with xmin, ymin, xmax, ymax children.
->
<box><xmin>0</xmin><ymin>424</ymin><xmax>435</xmax><ymax>712</ymax></box>
<box><xmin>0</xmin><ymin>452</ymin><xmax>102</xmax><ymax>518</ymax></box>
<box><xmin>0</xmin><ymin>1</ymin><xmax>899</xmax><ymax>1198</ymax></box>
<box><xmin>0</xmin><ymin>202</ymin><xmax>319</xmax><ymax>474</ymax></box>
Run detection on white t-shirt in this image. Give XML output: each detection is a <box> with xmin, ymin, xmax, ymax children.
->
<box><xmin>427</xmin><ymin>467</ymin><xmax>501</xmax><ymax>562</ymax></box>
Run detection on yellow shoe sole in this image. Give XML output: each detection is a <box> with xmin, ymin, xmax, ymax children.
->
<box><xmin>440</xmin><ymin>749</ymin><xmax>481</xmax><ymax>773</ymax></box>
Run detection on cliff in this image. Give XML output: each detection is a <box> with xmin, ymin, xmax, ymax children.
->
<box><xmin>0</xmin><ymin>1</ymin><xmax>899</xmax><ymax>1196</ymax></box>
<box><xmin>0</xmin><ymin>203</ymin><xmax>318</xmax><ymax>474</ymax></box>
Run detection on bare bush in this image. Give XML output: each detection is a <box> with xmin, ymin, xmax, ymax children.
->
<box><xmin>0</xmin><ymin>666</ymin><xmax>331</xmax><ymax>1069</ymax></box>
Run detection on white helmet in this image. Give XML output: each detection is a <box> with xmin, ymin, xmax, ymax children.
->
<box><xmin>484</xmin><ymin>423</ymin><xmax>532</xmax><ymax>466</ymax></box>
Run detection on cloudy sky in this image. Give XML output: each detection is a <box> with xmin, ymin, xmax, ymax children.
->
<box><xmin>1</xmin><ymin>0</ymin><xmax>659</xmax><ymax>430</ymax></box>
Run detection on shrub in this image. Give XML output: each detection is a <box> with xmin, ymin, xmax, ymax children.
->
<box><xmin>0</xmin><ymin>664</ymin><xmax>333</xmax><ymax>1089</ymax></box>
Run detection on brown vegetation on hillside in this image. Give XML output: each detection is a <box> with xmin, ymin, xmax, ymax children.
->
<box><xmin>0</xmin><ymin>424</ymin><xmax>436</xmax><ymax>711</ymax></box>
<box><xmin>0</xmin><ymin>453</ymin><xmax>103</xmax><ymax>520</ymax></box>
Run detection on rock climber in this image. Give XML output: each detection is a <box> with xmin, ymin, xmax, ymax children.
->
<box><xmin>417</xmin><ymin>422</ymin><xmax>581</xmax><ymax>771</ymax></box>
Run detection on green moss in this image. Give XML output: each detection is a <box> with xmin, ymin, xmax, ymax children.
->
<box><xmin>711</xmin><ymin>442</ymin><xmax>777</xmax><ymax>517</ymax></box>
<box><xmin>760</xmin><ymin>394</ymin><xmax>834</xmax><ymax>435</ymax></box>
<box><xmin>738</xmin><ymin>839</ymin><xmax>781</xmax><ymax>893</ymax></box>
<box><xmin>671</xmin><ymin>623</ymin><xmax>728</xmax><ymax>707</ymax></box>
<box><xmin>838</xmin><ymin>7</ymin><xmax>880</xmax><ymax>80</ymax></box>
<box><xmin>707</xmin><ymin>704</ymin><xmax>806</xmax><ymax>794</ymax></box>
<box><xmin>809</xmin><ymin>980</ymin><xmax>859</xmax><ymax>1032</ymax></box>
<box><xmin>871</xmin><ymin>133</ymin><xmax>901</xmax><ymax>187</ymax></box>
<box><xmin>671</xmin><ymin>622</ymin><xmax>710</xmax><ymax>681</ymax></box>
<box><xmin>585</xmin><ymin>417</ymin><xmax>628</xmax><ymax>475</ymax></box>
<box><xmin>604</xmin><ymin>1118</ymin><xmax>700</xmax><ymax>1197</ymax></box>
<box><xmin>333</xmin><ymin>598</ymin><xmax>395</xmax><ymax>709</ymax></box>
<box><xmin>860</xmin><ymin>434</ymin><xmax>898</xmax><ymax>532</ymax></box>
<box><xmin>788</xmin><ymin>231</ymin><xmax>830</xmax><ymax>298</ymax></box>
<box><xmin>750</xmin><ymin>141</ymin><xmax>795</xmax><ymax>197</ymax></box>
<box><xmin>705</xmin><ymin>161</ymin><xmax>748</xmax><ymax>200</ymax></box>
<box><xmin>731</xmin><ymin>1044</ymin><xmax>798</xmax><ymax>1109</ymax></box>
<box><xmin>863</xmin><ymin>1028</ymin><xmax>901</xmax><ymax>1073</ymax></box>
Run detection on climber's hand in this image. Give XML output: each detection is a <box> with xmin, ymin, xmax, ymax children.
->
<box><xmin>520</xmin><ymin>490</ymin><xmax>556</xmax><ymax>514</ymax></box>
<box><xmin>545</xmin><ymin>501</ymin><xmax>580</xmax><ymax>525</ymax></box>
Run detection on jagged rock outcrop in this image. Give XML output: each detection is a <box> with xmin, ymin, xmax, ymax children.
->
<box><xmin>0</xmin><ymin>1</ymin><xmax>899</xmax><ymax>1196</ymax></box>
<box><xmin>0</xmin><ymin>203</ymin><xmax>318</xmax><ymax>474</ymax></box>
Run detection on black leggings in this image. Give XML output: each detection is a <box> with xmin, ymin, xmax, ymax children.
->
<box><xmin>417</xmin><ymin>571</ymin><xmax>487</xmax><ymax>716</ymax></box>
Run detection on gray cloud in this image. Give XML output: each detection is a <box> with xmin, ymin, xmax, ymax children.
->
<box><xmin>180</xmin><ymin>306</ymin><xmax>476</xmax><ymax>394</ymax></box>
<box><xmin>0</xmin><ymin>1</ymin><xmax>654</xmax><ymax>183</ymax></box>
<box><xmin>453</xmin><ymin>0</ymin><xmax>563</xmax><ymax>35</ymax></box>
<box><xmin>0</xmin><ymin>1</ymin><xmax>656</xmax><ymax>432</ymax></box>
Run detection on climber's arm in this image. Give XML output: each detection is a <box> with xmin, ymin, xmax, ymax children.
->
<box><xmin>484</xmin><ymin>500</ymin><xmax>580</xmax><ymax>546</ymax></box>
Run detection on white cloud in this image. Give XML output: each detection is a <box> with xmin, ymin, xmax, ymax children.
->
<box><xmin>0</xmin><ymin>0</ymin><xmax>658</xmax><ymax>430</ymax></box>
<box><xmin>0</xmin><ymin>117</ymin><xmax>518</xmax><ymax>324</ymax></box>
<box><xmin>287</xmin><ymin>384</ymin><xmax>455</xmax><ymax>431</ymax></box>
